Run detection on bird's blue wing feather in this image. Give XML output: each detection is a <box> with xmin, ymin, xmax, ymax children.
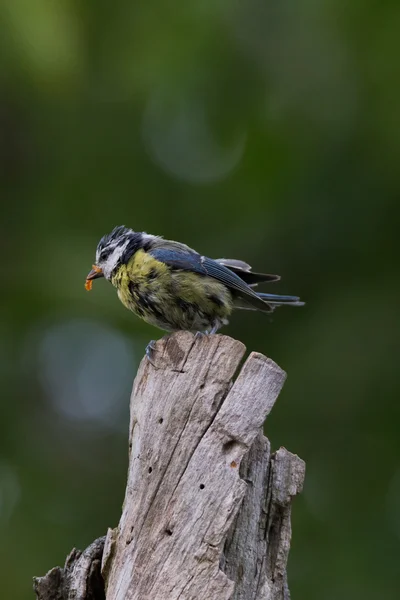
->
<box><xmin>150</xmin><ymin>247</ymin><xmax>272</xmax><ymax>311</ymax></box>
<box><xmin>149</xmin><ymin>248</ymin><xmax>207</xmax><ymax>274</ymax></box>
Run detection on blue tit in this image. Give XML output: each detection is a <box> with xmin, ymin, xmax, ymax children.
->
<box><xmin>86</xmin><ymin>226</ymin><xmax>304</xmax><ymax>340</ymax></box>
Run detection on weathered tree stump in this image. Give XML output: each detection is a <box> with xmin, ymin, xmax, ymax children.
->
<box><xmin>34</xmin><ymin>332</ymin><xmax>305</xmax><ymax>600</ymax></box>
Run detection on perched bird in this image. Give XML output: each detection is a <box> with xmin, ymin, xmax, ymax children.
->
<box><xmin>86</xmin><ymin>226</ymin><xmax>304</xmax><ymax>356</ymax></box>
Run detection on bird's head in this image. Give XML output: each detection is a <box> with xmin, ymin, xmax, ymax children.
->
<box><xmin>86</xmin><ymin>225</ymin><xmax>137</xmax><ymax>288</ymax></box>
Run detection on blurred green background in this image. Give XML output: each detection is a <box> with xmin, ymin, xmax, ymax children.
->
<box><xmin>1</xmin><ymin>1</ymin><xmax>399</xmax><ymax>598</ymax></box>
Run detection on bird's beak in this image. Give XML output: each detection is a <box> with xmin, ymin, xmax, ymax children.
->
<box><xmin>87</xmin><ymin>265</ymin><xmax>104</xmax><ymax>280</ymax></box>
<box><xmin>85</xmin><ymin>265</ymin><xmax>104</xmax><ymax>291</ymax></box>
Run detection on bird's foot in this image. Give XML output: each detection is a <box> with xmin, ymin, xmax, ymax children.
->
<box><xmin>145</xmin><ymin>340</ymin><xmax>158</xmax><ymax>368</ymax></box>
<box><xmin>194</xmin><ymin>324</ymin><xmax>219</xmax><ymax>339</ymax></box>
<box><xmin>194</xmin><ymin>331</ymin><xmax>207</xmax><ymax>340</ymax></box>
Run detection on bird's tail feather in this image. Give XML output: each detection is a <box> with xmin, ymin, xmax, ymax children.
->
<box><xmin>234</xmin><ymin>292</ymin><xmax>304</xmax><ymax>311</ymax></box>
<box><xmin>257</xmin><ymin>292</ymin><xmax>305</xmax><ymax>307</ymax></box>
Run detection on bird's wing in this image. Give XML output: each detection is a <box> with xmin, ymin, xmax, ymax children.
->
<box><xmin>149</xmin><ymin>245</ymin><xmax>273</xmax><ymax>312</ymax></box>
<box><xmin>215</xmin><ymin>258</ymin><xmax>252</xmax><ymax>271</ymax></box>
<box><xmin>215</xmin><ymin>259</ymin><xmax>280</xmax><ymax>285</ymax></box>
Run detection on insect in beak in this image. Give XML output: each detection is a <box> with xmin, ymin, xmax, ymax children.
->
<box><xmin>85</xmin><ymin>265</ymin><xmax>104</xmax><ymax>291</ymax></box>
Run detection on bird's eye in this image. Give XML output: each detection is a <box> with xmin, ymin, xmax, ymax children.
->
<box><xmin>100</xmin><ymin>247</ymin><xmax>112</xmax><ymax>261</ymax></box>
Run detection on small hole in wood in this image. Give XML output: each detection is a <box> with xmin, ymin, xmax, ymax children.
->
<box><xmin>199</xmin><ymin>484</ymin><xmax>205</xmax><ymax>490</ymax></box>
<box><xmin>231</xmin><ymin>461</ymin><xmax>237</xmax><ymax>468</ymax></box>
<box><xmin>148</xmin><ymin>467</ymin><xmax>153</xmax><ymax>474</ymax></box>
<box><xmin>158</xmin><ymin>418</ymin><xmax>163</xmax><ymax>424</ymax></box>
<box><xmin>165</xmin><ymin>529</ymin><xmax>173</xmax><ymax>536</ymax></box>
<box><xmin>222</xmin><ymin>440</ymin><xmax>236</xmax><ymax>454</ymax></box>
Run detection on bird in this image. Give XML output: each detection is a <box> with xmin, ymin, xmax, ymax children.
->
<box><xmin>85</xmin><ymin>226</ymin><xmax>304</xmax><ymax>359</ymax></box>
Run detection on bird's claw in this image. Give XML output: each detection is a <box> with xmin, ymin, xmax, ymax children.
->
<box><xmin>146</xmin><ymin>340</ymin><xmax>157</xmax><ymax>368</ymax></box>
<box><xmin>194</xmin><ymin>331</ymin><xmax>207</xmax><ymax>340</ymax></box>
<box><xmin>194</xmin><ymin>324</ymin><xmax>219</xmax><ymax>339</ymax></box>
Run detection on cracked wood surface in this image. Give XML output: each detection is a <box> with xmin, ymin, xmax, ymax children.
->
<box><xmin>33</xmin><ymin>536</ymin><xmax>105</xmax><ymax>600</ymax></box>
<box><xmin>102</xmin><ymin>332</ymin><xmax>304</xmax><ymax>600</ymax></box>
<box><xmin>33</xmin><ymin>332</ymin><xmax>305</xmax><ymax>600</ymax></box>
<box><xmin>222</xmin><ymin>440</ymin><xmax>305</xmax><ymax>600</ymax></box>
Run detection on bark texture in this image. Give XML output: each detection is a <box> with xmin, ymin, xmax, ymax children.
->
<box><xmin>34</xmin><ymin>332</ymin><xmax>305</xmax><ymax>600</ymax></box>
<box><xmin>33</xmin><ymin>536</ymin><xmax>105</xmax><ymax>600</ymax></box>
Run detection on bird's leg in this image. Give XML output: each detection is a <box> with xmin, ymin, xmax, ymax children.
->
<box><xmin>145</xmin><ymin>339</ymin><xmax>157</xmax><ymax>367</ymax></box>
<box><xmin>209</xmin><ymin>322</ymin><xmax>220</xmax><ymax>334</ymax></box>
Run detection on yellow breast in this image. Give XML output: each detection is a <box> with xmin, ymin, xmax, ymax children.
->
<box><xmin>111</xmin><ymin>249</ymin><xmax>169</xmax><ymax>311</ymax></box>
<box><xmin>110</xmin><ymin>248</ymin><xmax>233</xmax><ymax>332</ymax></box>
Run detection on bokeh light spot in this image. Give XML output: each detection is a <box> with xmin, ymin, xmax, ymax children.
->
<box><xmin>142</xmin><ymin>88</ymin><xmax>246</xmax><ymax>183</ymax></box>
<box><xmin>37</xmin><ymin>318</ymin><xmax>136</xmax><ymax>426</ymax></box>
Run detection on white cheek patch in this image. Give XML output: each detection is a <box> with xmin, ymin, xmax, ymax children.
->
<box><xmin>102</xmin><ymin>241</ymin><xmax>129</xmax><ymax>279</ymax></box>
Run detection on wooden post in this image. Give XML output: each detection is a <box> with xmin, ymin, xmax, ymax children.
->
<box><xmin>34</xmin><ymin>332</ymin><xmax>305</xmax><ymax>600</ymax></box>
